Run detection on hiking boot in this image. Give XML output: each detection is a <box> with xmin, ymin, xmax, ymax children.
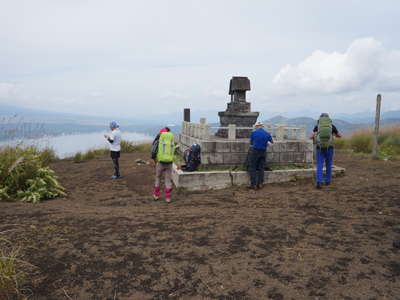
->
<box><xmin>325</xmin><ymin>182</ymin><xmax>331</xmax><ymax>186</ymax></box>
<box><xmin>153</xmin><ymin>186</ymin><xmax>161</xmax><ymax>201</ymax></box>
<box><xmin>316</xmin><ymin>182</ymin><xmax>322</xmax><ymax>189</ymax></box>
<box><xmin>111</xmin><ymin>175</ymin><xmax>121</xmax><ymax>179</ymax></box>
<box><xmin>165</xmin><ymin>198</ymin><xmax>171</xmax><ymax>203</ymax></box>
<box><xmin>247</xmin><ymin>185</ymin><xmax>256</xmax><ymax>190</ymax></box>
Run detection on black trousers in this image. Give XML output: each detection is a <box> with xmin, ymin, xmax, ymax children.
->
<box><xmin>110</xmin><ymin>151</ymin><xmax>120</xmax><ymax>176</ymax></box>
<box><xmin>248</xmin><ymin>148</ymin><xmax>266</xmax><ymax>186</ymax></box>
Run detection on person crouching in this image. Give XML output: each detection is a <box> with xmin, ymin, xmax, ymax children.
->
<box><xmin>104</xmin><ymin>121</ymin><xmax>122</xmax><ymax>179</ymax></box>
<box><xmin>151</xmin><ymin>127</ymin><xmax>175</xmax><ymax>203</ymax></box>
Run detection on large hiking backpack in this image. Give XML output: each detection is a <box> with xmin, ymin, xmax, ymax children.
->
<box><xmin>184</xmin><ymin>144</ymin><xmax>201</xmax><ymax>171</ymax></box>
<box><xmin>316</xmin><ymin>116</ymin><xmax>333</xmax><ymax>148</ymax></box>
<box><xmin>156</xmin><ymin>132</ymin><xmax>175</xmax><ymax>163</ymax></box>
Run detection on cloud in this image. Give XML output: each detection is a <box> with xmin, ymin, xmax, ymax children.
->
<box><xmin>271</xmin><ymin>38</ymin><xmax>400</xmax><ymax>95</ymax></box>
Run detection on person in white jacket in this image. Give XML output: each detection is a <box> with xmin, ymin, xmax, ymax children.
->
<box><xmin>104</xmin><ymin>121</ymin><xmax>122</xmax><ymax>179</ymax></box>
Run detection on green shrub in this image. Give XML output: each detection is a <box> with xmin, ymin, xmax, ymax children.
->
<box><xmin>0</xmin><ymin>146</ymin><xmax>65</xmax><ymax>203</ymax></box>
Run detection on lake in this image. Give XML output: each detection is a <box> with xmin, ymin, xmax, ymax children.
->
<box><xmin>0</xmin><ymin>131</ymin><xmax>153</xmax><ymax>158</ymax></box>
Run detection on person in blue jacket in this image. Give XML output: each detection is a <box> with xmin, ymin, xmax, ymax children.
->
<box><xmin>248</xmin><ymin>121</ymin><xmax>274</xmax><ymax>190</ymax></box>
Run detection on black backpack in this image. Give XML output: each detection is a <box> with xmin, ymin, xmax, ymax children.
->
<box><xmin>184</xmin><ymin>144</ymin><xmax>201</xmax><ymax>171</ymax></box>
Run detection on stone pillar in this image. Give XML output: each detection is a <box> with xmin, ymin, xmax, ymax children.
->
<box><xmin>182</xmin><ymin>121</ymin><xmax>186</xmax><ymax>135</ymax></box>
<box><xmin>300</xmin><ymin>126</ymin><xmax>306</xmax><ymax>140</ymax></box>
<box><xmin>277</xmin><ymin>126</ymin><xmax>285</xmax><ymax>140</ymax></box>
<box><xmin>228</xmin><ymin>124</ymin><xmax>236</xmax><ymax>140</ymax></box>
<box><xmin>184</xmin><ymin>108</ymin><xmax>191</xmax><ymax>122</ymax></box>
<box><xmin>205</xmin><ymin>124</ymin><xmax>211</xmax><ymax>139</ymax></box>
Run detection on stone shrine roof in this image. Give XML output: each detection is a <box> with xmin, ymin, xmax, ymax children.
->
<box><xmin>229</xmin><ymin>77</ymin><xmax>251</xmax><ymax>95</ymax></box>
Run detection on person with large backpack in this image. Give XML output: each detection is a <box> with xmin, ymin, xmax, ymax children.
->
<box><xmin>310</xmin><ymin>113</ymin><xmax>342</xmax><ymax>189</ymax></box>
<box><xmin>151</xmin><ymin>127</ymin><xmax>175</xmax><ymax>203</ymax></box>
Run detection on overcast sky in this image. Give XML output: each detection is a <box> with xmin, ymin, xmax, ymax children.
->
<box><xmin>1</xmin><ymin>0</ymin><xmax>400</xmax><ymax>119</ymax></box>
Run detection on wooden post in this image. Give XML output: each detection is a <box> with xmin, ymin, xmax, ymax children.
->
<box><xmin>372</xmin><ymin>94</ymin><xmax>382</xmax><ymax>159</ymax></box>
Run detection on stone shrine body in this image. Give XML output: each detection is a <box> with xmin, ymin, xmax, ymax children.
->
<box><xmin>217</xmin><ymin>76</ymin><xmax>259</xmax><ymax>138</ymax></box>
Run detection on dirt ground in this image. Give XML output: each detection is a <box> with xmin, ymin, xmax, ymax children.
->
<box><xmin>1</xmin><ymin>151</ymin><xmax>400</xmax><ymax>300</ymax></box>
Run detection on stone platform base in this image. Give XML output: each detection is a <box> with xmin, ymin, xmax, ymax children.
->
<box><xmin>172</xmin><ymin>164</ymin><xmax>345</xmax><ymax>191</ymax></box>
<box><xmin>179</xmin><ymin>133</ymin><xmax>314</xmax><ymax>169</ymax></box>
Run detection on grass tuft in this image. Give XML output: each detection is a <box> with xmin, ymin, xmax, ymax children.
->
<box><xmin>0</xmin><ymin>239</ymin><xmax>29</xmax><ymax>300</ymax></box>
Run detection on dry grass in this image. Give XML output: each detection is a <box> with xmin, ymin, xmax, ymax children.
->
<box><xmin>0</xmin><ymin>239</ymin><xmax>29</xmax><ymax>300</ymax></box>
<box><xmin>73</xmin><ymin>142</ymin><xmax>152</xmax><ymax>163</ymax></box>
<box><xmin>339</xmin><ymin>126</ymin><xmax>400</xmax><ymax>158</ymax></box>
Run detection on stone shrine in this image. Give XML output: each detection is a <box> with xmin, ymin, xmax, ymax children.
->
<box><xmin>216</xmin><ymin>76</ymin><xmax>259</xmax><ymax>138</ymax></box>
<box><xmin>173</xmin><ymin>76</ymin><xmax>345</xmax><ymax>190</ymax></box>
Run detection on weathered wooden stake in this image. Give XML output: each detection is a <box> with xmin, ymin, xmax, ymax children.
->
<box><xmin>372</xmin><ymin>94</ymin><xmax>382</xmax><ymax>159</ymax></box>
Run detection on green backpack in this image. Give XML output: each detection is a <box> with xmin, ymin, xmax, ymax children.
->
<box><xmin>316</xmin><ymin>117</ymin><xmax>333</xmax><ymax>148</ymax></box>
<box><xmin>157</xmin><ymin>132</ymin><xmax>175</xmax><ymax>163</ymax></box>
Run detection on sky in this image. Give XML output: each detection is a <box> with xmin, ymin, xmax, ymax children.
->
<box><xmin>1</xmin><ymin>0</ymin><xmax>400</xmax><ymax>121</ymax></box>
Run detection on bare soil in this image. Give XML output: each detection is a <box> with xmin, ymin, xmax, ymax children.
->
<box><xmin>1</xmin><ymin>151</ymin><xmax>400</xmax><ymax>299</ymax></box>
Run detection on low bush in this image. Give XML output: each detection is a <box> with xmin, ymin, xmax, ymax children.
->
<box><xmin>0</xmin><ymin>146</ymin><xmax>65</xmax><ymax>203</ymax></box>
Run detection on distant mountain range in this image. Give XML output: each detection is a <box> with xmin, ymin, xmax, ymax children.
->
<box><xmin>1</xmin><ymin>103</ymin><xmax>399</xmax><ymax>139</ymax></box>
<box><xmin>263</xmin><ymin>114</ymin><xmax>400</xmax><ymax>135</ymax></box>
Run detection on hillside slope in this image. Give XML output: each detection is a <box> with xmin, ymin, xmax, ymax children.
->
<box><xmin>1</xmin><ymin>152</ymin><xmax>400</xmax><ymax>299</ymax></box>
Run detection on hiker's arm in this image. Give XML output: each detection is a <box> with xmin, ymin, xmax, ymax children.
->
<box><xmin>309</xmin><ymin>126</ymin><xmax>318</xmax><ymax>139</ymax></box>
<box><xmin>104</xmin><ymin>134</ymin><xmax>114</xmax><ymax>143</ymax></box>
<box><xmin>250</xmin><ymin>132</ymin><xmax>254</xmax><ymax>146</ymax></box>
<box><xmin>150</xmin><ymin>134</ymin><xmax>160</xmax><ymax>159</ymax></box>
<box><xmin>268</xmin><ymin>133</ymin><xmax>274</xmax><ymax>144</ymax></box>
<box><xmin>332</xmin><ymin>125</ymin><xmax>341</xmax><ymax>138</ymax></box>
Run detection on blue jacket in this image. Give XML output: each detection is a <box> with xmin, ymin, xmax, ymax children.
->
<box><xmin>250</xmin><ymin>128</ymin><xmax>273</xmax><ymax>151</ymax></box>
